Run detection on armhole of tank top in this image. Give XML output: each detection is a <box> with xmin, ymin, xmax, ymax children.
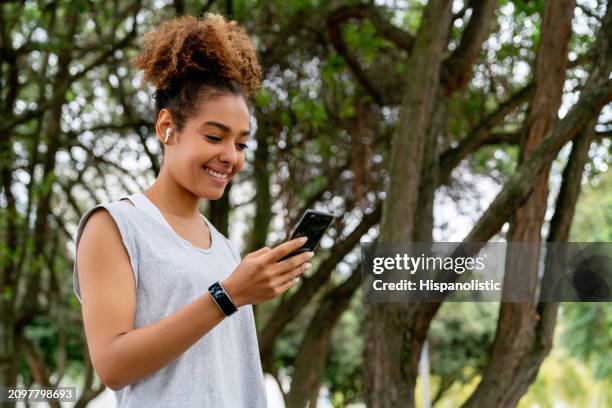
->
<box><xmin>73</xmin><ymin>203</ymin><xmax>139</xmax><ymax>303</ymax></box>
<box><xmin>119</xmin><ymin>197</ymin><xmax>136</xmax><ymax>207</ymax></box>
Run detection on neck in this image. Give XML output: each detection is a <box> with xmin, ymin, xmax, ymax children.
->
<box><xmin>143</xmin><ymin>166</ymin><xmax>201</xmax><ymax>218</ymax></box>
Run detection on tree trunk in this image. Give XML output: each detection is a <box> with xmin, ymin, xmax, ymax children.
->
<box><xmin>247</xmin><ymin>118</ymin><xmax>273</xmax><ymax>254</ymax></box>
<box><xmin>530</xmin><ymin>119</ymin><xmax>598</xmax><ymax>392</ymax></box>
<box><xmin>413</xmin><ymin>90</ymin><xmax>445</xmax><ymax>243</ymax></box>
<box><xmin>463</xmin><ymin>1</ymin><xmax>576</xmax><ymax>406</ymax></box>
<box><xmin>0</xmin><ymin>130</ymin><xmax>19</xmax><ymax>407</ymax></box>
<box><xmin>364</xmin><ymin>1</ymin><xmax>453</xmax><ymax>406</ymax></box>
<box><xmin>285</xmin><ymin>270</ymin><xmax>361</xmax><ymax>408</ymax></box>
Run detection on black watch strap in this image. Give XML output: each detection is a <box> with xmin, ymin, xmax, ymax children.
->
<box><xmin>208</xmin><ymin>281</ymin><xmax>238</xmax><ymax>316</ymax></box>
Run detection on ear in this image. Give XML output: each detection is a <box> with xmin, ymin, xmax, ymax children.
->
<box><xmin>155</xmin><ymin>108</ymin><xmax>174</xmax><ymax>144</ymax></box>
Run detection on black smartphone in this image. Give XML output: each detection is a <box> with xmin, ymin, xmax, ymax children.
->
<box><xmin>278</xmin><ymin>209</ymin><xmax>335</xmax><ymax>262</ymax></box>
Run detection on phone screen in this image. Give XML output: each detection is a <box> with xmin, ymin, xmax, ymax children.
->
<box><xmin>278</xmin><ymin>210</ymin><xmax>334</xmax><ymax>262</ymax></box>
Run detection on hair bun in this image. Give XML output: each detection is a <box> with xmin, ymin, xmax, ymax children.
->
<box><xmin>132</xmin><ymin>13</ymin><xmax>262</xmax><ymax>98</ymax></box>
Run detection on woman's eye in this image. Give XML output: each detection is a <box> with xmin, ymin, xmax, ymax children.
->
<box><xmin>206</xmin><ymin>135</ymin><xmax>247</xmax><ymax>151</ymax></box>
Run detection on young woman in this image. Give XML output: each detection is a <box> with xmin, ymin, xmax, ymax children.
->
<box><xmin>73</xmin><ymin>13</ymin><xmax>312</xmax><ymax>407</ymax></box>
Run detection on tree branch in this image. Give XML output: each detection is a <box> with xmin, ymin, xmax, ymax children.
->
<box><xmin>439</xmin><ymin>83</ymin><xmax>533</xmax><ymax>184</ymax></box>
<box><xmin>441</xmin><ymin>0</ymin><xmax>498</xmax><ymax>94</ymax></box>
<box><xmin>326</xmin><ymin>4</ymin><xmax>415</xmax><ymax>105</ymax></box>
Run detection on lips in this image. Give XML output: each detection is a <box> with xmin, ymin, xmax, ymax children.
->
<box><xmin>203</xmin><ymin>165</ymin><xmax>230</xmax><ymax>180</ymax></box>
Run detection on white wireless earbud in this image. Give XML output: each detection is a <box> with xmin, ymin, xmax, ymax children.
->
<box><xmin>164</xmin><ymin>128</ymin><xmax>172</xmax><ymax>144</ymax></box>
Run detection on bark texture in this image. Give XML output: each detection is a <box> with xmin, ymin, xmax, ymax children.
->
<box><xmin>463</xmin><ymin>1</ymin><xmax>580</xmax><ymax>406</ymax></box>
<box><xmin>364</xmin><ymin>1</ymin><xmax>453</xmax><ymax>406</ymax></box>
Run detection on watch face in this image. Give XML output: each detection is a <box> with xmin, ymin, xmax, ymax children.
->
<box><xmin>211</xmin><ymin>283</ymin><xmax>223</xmax><ymax>296</ymax></box>
<box><xmin>209</xmin><ymin>282</ymin><xmax>237</xmax><ymax>315</ymax></box>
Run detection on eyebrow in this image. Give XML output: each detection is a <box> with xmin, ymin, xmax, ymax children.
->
<box><xmin>201</xmin><ymin>120</ymin><xmax>251</xmax><ymax>137</ymax></box>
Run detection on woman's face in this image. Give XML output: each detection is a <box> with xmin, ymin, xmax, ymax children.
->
<box><xmin>160</xmin><ymin>93</ymin><xmax>251</xmax><ymax>200</ymax></box>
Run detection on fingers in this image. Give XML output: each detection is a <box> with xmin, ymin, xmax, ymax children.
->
<box><xmin>275</xmin><ymin>250</ymin><xmax>313</xmax><ymax>273</ymax></box>
<box><xmin>262</xmin><ymin>236</ymin><xmax>308</xmax><ymax>263</ymax></box>
<box><xmin>245</xmin><ymin>246</ymin><xmax>271</xmax><ymax>259</ymax></box>
<box><xmin>277</xmin><ymin>264</ymin><xmax>309</xmax><ymax>292</ymax></box>
<box><xmin>278</xmin><ymin>278</ymin><xmax>298</xmax><ymax>294</ymax></box>
<box><xmin>279</xmin><ymin>262</ymin><xmax>312</xmax><ymax>285</ymax></box>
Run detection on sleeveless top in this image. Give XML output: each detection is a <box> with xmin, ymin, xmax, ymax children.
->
<box><xmin>72</xmin><ymin>192</ymin><xmax>268</xmax><ymax>407</ymax></box>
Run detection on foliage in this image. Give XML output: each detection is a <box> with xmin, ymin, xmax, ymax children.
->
<box><xmin>560</xmin><ymin>170</ymin><xmax>612</xmax><ymax>381</ymax></box>
<box><xmin>325</xmin><ymin>292</ymin><xmax>364</xmax><ymax>407</ymax></box>
<box><xmin>428</xmin><ymin>302</ymin><xmax>498</xmax><ymax>395</ymax></box>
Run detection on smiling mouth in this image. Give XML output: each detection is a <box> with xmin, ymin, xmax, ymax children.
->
<box><xmin>203</xmin><ymin>166</ymin><xmax>229</xmax><ymax>181</ymax></box>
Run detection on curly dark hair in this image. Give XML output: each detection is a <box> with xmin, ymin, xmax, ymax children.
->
<box><xmin>131</xmin><ymin>13</ymin><xmax>262</xmax><ymax>134</ymax></box>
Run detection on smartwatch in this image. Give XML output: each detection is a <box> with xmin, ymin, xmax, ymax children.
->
<box><xmin>208</xmin><ymin>281</ymin><xmax>238</xmax><ymax>316</ymax></box>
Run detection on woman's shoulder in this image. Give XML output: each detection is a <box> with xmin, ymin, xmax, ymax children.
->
<box><xmin>75</xmin><ymin>197</ymin><xmax>146</xmax><ymax>250</ymax></box>
<box><xmin>75</xmin><ymin>198</ymin><xmax>145</xmax><ymax>248</ymax></box>
<box><xmin>79</xmin><ymin>197</ymin><xmax>133</xmax><ymax>218</ymax></box>
<box><xmin>77</xmin><ymin>207</ymin><xmax>123</xmax><ymax>250</ymax></box>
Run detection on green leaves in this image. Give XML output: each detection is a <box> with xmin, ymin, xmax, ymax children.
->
<box><xmin>254</xmin><ymin>88</ymin><xmax>272</xmax><ymax>107</ymax></box>
<box><xmin>428</xmin><ymin>302</ymin><xmax>498</xmax><ymax>385</ymax></box>
<box><xmin>561</xmin><ymin>171</ymin><xmax>612</xmax><ymax>381</ymax></box>
<box><xmin>561</xmin><ymin>303</ymin><xmax>612</xmax><ymax>380</ymax></box>
<box><xmin>511</xmin><ymin>0</ymin><xmax>544</xmax><ymax>17</ymax></box>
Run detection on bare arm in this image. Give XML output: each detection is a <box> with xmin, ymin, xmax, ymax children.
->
<box><xmin>77</xmin><ymin>209</ymin><xmax>311</xmax><ymax>390</ymax></box>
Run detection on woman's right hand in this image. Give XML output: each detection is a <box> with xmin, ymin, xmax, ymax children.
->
<box><xmin>221</xmin><ymin>237</ymin><xmax>314</xmax><ymax>307</ymax></box>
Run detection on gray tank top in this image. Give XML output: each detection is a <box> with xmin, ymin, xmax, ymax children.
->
<box><xmin>72</xmin><ymin>192</ymin><xmax>268</xmax><ymax>407</ymax></box>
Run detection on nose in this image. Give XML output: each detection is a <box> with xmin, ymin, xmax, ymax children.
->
<box><xmin>219</xmin><ymin>140</ymin><xmax>238</xmax><ymax>166</ymax></box>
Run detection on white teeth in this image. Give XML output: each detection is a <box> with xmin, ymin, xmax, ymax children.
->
<box><xmin>204</xmin><ymin>166</ymin><xmax>228</xmax><ymax>179</ymax></box>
